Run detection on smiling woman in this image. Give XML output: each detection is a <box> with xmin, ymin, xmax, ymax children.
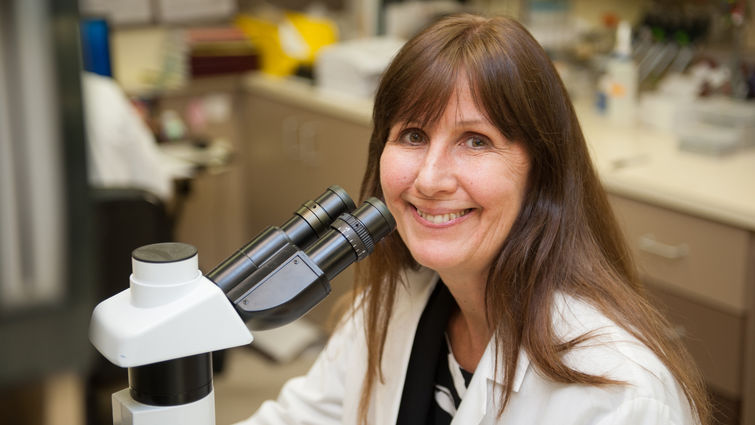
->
<box><xmin>379</xmin><ymin>78</ymin><xmax>530</xmax><ymax>293</ymax></box>
<box><xmin>233</xmin><ymin>13</ymin><xmax>711</xmax><ymax>425</ymax></box>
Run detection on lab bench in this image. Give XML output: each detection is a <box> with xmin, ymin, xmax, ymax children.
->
<box><xmin>240</xmin><ymin>72</ymin><xmax>755</xmax><ymax>425</ymax></box>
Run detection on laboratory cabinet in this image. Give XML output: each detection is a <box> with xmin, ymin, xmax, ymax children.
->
<box><xmin>240</xmin><ymin>93</ymin><xmax>370</xmax><ymax>233</ymax></box>
<box><xmin>241</xmin><ymin>74</ymin><xmax>755</xmax><ymax>424</ymax></box>
<box><xmin>609</xmin><ymin>194</ymin><xmax>755</xmax><ymax>425</ymax></box>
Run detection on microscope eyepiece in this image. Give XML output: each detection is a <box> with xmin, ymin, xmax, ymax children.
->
<box><xmin>357</xmin><ymin>197</ymin><xmax>396</xmax><ymax>243</ymax></box>
<box><xmin>305</xmin><ymin>197</ymin><xmax>395</xmax><ymax>281</ymax></box>
<box><xmin>207</xmin><ymin>186</ymin><xmax>356</xmax><ymax>294</ymax></box>
<box><xmin>280</xmin><ymin>185</ymin><xmax>356</xmax><ymax>248</ymax></box>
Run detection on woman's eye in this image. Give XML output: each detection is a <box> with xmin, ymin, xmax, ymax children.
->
<box><xmin>400</xmin><ymin>130</ymin><xmax>425</xmax><ymax>145</ymax></box>
<box><xmin>464</xmin><ymin>135</ymin><xmax>490</xmax><ymax>148</ymax></box>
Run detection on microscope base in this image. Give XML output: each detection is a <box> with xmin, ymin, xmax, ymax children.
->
<box><xmin>112</xmin><ymin>388</ymin><xmax>215</xmax><ymax>425</ymax></box>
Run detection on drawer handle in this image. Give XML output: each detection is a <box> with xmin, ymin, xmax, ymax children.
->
<box><xmin>638</xmin><ymin>234</ymin><xmax>689</xmax><ymax>260</ymax></box>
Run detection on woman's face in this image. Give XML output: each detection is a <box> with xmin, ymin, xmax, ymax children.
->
<box><xmin>379</xmin><ymin>79</ymin><xmax>530</xmax><ymax>281</ymax></box>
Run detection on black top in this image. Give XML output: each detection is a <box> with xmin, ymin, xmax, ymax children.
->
<box><xmin>396</xmin><ymin>282</ymin><xmax>473</xmax><ymax>425</ymax></box>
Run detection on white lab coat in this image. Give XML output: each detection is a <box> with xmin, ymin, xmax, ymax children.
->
<box><xmin>82</xmin><ymin>72</ymin><xmax>175</xmax><ymax>201</ymax></box>
<box><xmin>235</xmin><ymin>267</ymin><xmax>696</xmax><ymax>425</ymax></box>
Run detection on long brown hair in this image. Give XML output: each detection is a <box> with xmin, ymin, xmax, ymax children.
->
<box><xmin>353</xmin><ymin>13</ymin><xmax>709</xmax><ymax>424</ymax></box>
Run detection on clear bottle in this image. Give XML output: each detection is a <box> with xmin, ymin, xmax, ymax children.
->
<box><xmin>605</xmin><ymin>21</ymin><xmax>638</xmax><ymax>125</ymax></box>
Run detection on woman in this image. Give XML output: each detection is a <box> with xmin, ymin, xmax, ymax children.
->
<box><xmin>236</xmin><ymin>14</ymin><xmax>709</xmax><ymax>425</ymax></box>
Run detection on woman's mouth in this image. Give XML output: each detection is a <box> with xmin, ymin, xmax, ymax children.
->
<box><xmin>415</xmin><ymin>207</ymin><xmax>472</xmax><ymax>224</ymax></box>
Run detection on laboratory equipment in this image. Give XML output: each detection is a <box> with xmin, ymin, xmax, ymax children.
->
<box><xmin>89</xmin><ymin>186</ymin><xmax>396</xmax><ymax>424</ymax></box>
<box><xmin>604</xmin><ymin>20</ymin><xmax>638</xmax><ymax>126</ymax></box>
<box><xmin>315</xmin><ymin>37</ymin><xmax>405</xmax><ymax>99</ymax></box>
<box><xmin>675</xmin><ymin>96</ymin><xmax>755</xmax><ymax>155</ymax></box>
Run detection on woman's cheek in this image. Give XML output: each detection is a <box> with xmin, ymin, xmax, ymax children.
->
<box><xmin>380</xmin><ymin>149</ymin><xmax>403</xmax><ymax>192</ymax></box>
<box><xmin>383</xmin><ymin>146</ymin><xmax>419</xmax><ymax>183</ymax></box>
<box><xmin>379</xmin><ymin>149</ymin><xmax>410</xmax><ymax>217</ymax></box>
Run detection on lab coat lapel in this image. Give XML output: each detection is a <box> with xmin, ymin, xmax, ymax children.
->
<box><xmin>373</xmin><ymin>268</ymin><xmax>439</xmax><ymax>425</ymax></box>
<box><xmin>450</xmin><ymin>336</ymin><xmax>531</xmax><ymax>424</ymax></box>
<box><xmin>450</xmin><ymin>340</ymin><xmax>494</xmax><ymax>425</ymax></box>
<box><xmin>369</xmin><ymin>267</ymin><xmax>533</xmax><ymax>425</ymax></box>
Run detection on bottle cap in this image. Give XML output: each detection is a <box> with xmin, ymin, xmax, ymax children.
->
<box><xmin>615</xmin><ymin>20</ymin><xmax>632</xmax><ymax>58</ymax></box>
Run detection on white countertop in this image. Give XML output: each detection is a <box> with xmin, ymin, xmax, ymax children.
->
<box><xmin>243</xmin><ymin>73</ymin><xmax>374</xmax><ymax>126</ymax></box>
<box><xmin>244</xmin><ymin>73</ymin><xmax>755</xmax><ymax>232</ymax></box>
<box><xmin>578</xmin><ymin>104</ymin><xmax>755</xmax><ymax>232</ymax></box>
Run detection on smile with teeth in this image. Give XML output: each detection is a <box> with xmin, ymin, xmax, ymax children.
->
<box><xmin>416</xmin><ymin>207</ymin><xmax>471</xmax><ymax>224</ymax></box>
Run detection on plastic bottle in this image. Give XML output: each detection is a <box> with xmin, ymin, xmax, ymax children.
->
<box><xmin>605</xmin><ymin>21</ymin><xmax>638</xmax><ymax>125</ymax></box>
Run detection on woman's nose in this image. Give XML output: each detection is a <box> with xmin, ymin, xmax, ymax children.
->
<box><xmin>414</xmin><ymin>145</ymin><xmax>456</xmax><ymax>196</ymax></box>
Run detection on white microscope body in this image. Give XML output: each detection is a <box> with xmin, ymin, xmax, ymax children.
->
<box><xmin>89</xmin><ymin>187</ymin><xmax>395</xmax><ymax>425</ymax></box>
<box><xmin>90</xmin><ymin>243</ymin><xmax>253</xmax><ymax>425</ymax></box>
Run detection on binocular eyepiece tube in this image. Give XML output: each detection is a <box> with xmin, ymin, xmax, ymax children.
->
<box><xmin>208</xmin><ymin>185</ymin><xmax>355</xmax><ymax>294</ymax></box>
<box><xmin>306</xmin><ymin>198</ymin><xmax>395</xmax><ymax>281</ymax></box>
<box><xmin>207</xmin><ymin>186</ymin><xmax>396</xmax><ymax>330</ymax></box>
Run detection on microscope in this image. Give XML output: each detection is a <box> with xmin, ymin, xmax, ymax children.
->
<box><xmin>89</xmin><ymin>186</ymin><xmax>396</xmax><ymax>425</ymax></box>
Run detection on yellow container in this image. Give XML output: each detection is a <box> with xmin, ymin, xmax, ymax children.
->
<box><xmin>235</xmin><ymin>11</ymin><xmax>338</xmax><ymax>77</ymax></box>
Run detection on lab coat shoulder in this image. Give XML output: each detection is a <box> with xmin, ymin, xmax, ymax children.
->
<box><xmin>494</xmin><ymin>293</ymin><xmax>697</xmax><ymax>425</ymax></box>
<box><xmin>81</xmin><ymin>72</ymin><xmax>174</xmax><ymax>201</ymax></box>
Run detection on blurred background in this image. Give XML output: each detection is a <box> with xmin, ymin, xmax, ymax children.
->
<box><xmin>0</xmin><ymin>0</ymin><xmax>754</xmax><ymax>424</ymax></box>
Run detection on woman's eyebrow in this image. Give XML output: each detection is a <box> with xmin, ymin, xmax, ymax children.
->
<box><xmin>455</xmin><ymin>118</ymin><xmax>495</xmax><ymax>128</ymax></box>
<box><xmin>456</xmin><ymin>118</ymin><xmax>485</xmax><ymax>125</ymax></box>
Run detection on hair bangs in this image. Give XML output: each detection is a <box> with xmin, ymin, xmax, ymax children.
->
<box><xmin>460</xmin><ymin>30</ymin><xmax>528</xmax><ymax>147</ymax></box>
<box><xmin>392</xmin><ymin>68</ymin><xmax>460</xmax><ymax>131</ymax></box>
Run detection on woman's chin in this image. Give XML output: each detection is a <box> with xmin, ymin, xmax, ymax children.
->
<box><xmin>411</xmin><ymin>253</ymin><xmax>463</xmax><ymax>274</ymax></box>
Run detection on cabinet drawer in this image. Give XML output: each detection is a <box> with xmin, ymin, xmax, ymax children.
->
<box><xmin>608</xmin><ymin>195</ymin><xmax>750</xmax><ymax>313</ymax></box>
<box><xmin>648</xmin><ymin>285</ymin><xmax>744</xmax><ymax>397</ymax></box>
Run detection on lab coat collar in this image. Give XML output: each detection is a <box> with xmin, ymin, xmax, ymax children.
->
<box><xmin>402</xmin><ymin>269</ymin><xmax>533</xmax><ymax>424</ymax></box>
<box><xmin>477</xmin><ymin>335</ymin><xmax>531</xmax><ymax>392</ymax></box>
<box><xmin>407</xmin><ymin>269</ymin><xmax>533</xmax><ymax>393</ymax></box>
<box><xmin>449</xmin><ymin>340</ymin><xmax>531</xmax><ymax>424</ymax></box>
